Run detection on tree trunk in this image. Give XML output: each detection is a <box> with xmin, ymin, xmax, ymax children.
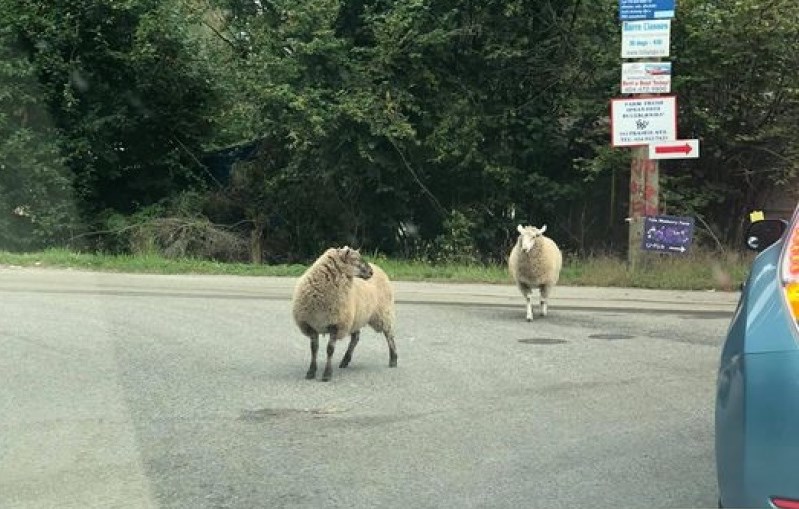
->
<box><xmin>250</xmin><ymin>221</ymin><xmax>264</xmax><ymax>264</ymax></box>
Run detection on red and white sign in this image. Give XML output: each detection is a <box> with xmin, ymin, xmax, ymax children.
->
<box><xmin>610</xmin><ymin>96</ymin><xmax>677</xmax><ymax>147</ymax></box>
<box><xmin>648</xmin><ymin>139</ymin><xmax>700</xmax><ymax>159</ymax></box>
<box><xmin>621</xmin><ymin>62</ymin><xmax>671</xmax><ymax>94</ymax></box>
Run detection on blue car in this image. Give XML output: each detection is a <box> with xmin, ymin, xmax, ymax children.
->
<box><xmin>716</xmin><ymin>214</ymin><xmax>799</xmax><ymax>508</ymax></box>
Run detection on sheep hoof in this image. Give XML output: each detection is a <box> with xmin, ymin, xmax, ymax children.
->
<box><xmin>339</xmin><ymin>358</ymin><xmax>351</xmax><ymax>369</ymax></box>
<box><xmin>389</xmin><ymin>360</ymin><xmax>397</xmax><ymax>368</ymax></box>
<box><xmin>305</xmin><ymin>370</ymin><xmax>316</xmax><ymax>380</ymax></box>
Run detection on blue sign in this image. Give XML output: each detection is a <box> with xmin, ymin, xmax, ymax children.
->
<box><xmin>619</xmin><ymin>0</ymin><xmax>675</xmax><ymax>21</ymax></box>
<box><xmin>642</xmin><ymin>215</ymin><xmax>694</xmax><ymax>254</ymax></box>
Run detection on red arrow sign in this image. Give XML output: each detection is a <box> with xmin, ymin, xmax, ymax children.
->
<box><xmin>648</xmin><ymin>139</ymin><xmax>700</xmax><ymax>160</ymax></box>
<box><xmin>654</xmin><ymin>143</ymin><xmax>692</xmax><ymax>155</ymax></box>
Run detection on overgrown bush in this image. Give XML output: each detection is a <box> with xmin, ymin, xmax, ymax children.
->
<box><xmin>431</xmin><ymin>210</ymin><xmax>480</xmax><ymax>264</ymax></box>
<box><xmin>128</xmin><ymin>217</ymin><xmax>248</xmax><ymax>261</ymax></box>
<box><xmin>92</xmin><ymin>194</ymin><xmax>249</xmax><ymax>261</ymax></box>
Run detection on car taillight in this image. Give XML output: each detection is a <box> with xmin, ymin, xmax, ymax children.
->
<box><xmin>786</xmin><ymin>283</ymin><xmax>799</xmax><ymax>318</ymax></box>
<box><xmin>781</xmin><ymin>225</ymin><xmax>799</xmax><ymax>319</ymax></box>
<box><xmin>771</xmin><ymin>497</ymin><xmax>799</xmax><ymax>509</ymax></box>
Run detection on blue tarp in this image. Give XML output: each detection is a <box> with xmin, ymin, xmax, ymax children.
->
<box><xmin>202</xmin><ymin>140</ymin><xmax>261</xmax><ymax>185</ymax></box>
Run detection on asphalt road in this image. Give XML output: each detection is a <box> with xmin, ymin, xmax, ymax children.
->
<box><xmin>0</xmin><ymin>268</ymin><xmax>738</xmax><ymax>508</ymax></box>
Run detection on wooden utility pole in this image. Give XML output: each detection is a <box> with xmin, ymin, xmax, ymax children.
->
<box><xmin>628</xmin><ymin>145</ymin><xmax>659</xmax><ymax>267</ymax></box>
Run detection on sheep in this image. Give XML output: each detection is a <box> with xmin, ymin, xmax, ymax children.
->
<box><xmin>291</xmin><ymin>246</ymin><xmax>397</xmax><ymax>381</ymax></box>
<box><xmin>508</xmin><ymin>224</ymin><xmax>563</xmax><ymax>322</ymax></box>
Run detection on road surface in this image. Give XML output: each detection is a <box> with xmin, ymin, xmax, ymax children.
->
<box><xmin>0</xmin><ymin>268</ymin><xmax>737</xmax><ymax>508</ymax></box>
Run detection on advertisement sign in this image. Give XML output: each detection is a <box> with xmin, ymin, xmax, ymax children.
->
<box><xmin>621</xmin><ymin>62</ymin><xmax>671</xmax><ymax>94</ymax></box>
<box><xmin>619</xmin><ymin>0</ymin><xmax>676</xmax><ymax>21</ymax></box>
<box><xmin>610</xmin><ymin>96</ymin><xmax>677</xmax><ymax>147</ymax></box>
<box><xmin>642</xmin><ymin>215</ymin><xmax>695</xmax><ymax>253</ymax></box>
<box><xmin>622</xmin><ymin>20</ymin><xmax>671</xmax><ymax>58</ymax></box>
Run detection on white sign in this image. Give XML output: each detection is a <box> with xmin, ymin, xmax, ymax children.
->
<box><xmin>611</xmin><ymin>96</ymin><xmax>677</xmax><ymax>147</ymax></box>
<box><xmin>622</xmin><ymin>20</ymin><xmax>671</xmax><ymax>58</ymax></box>
<box><xmin>621</xmin><ymin>62</ymin><xmax>671</xmax><ymax>94</ymax></box>
<box><xmin>648</xmin><ymin>139</ymin><xmax>700</xmax><ymax>159</ymax></box>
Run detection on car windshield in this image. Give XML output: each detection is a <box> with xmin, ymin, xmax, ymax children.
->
<box><xmin>2</xmin><ymin>1</ymin><xmax>796</xmax><ymax>508</ymax></box>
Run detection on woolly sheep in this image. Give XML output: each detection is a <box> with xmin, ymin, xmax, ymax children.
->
<box><xmin>508</xmin><ymin>224</ymin><xmax>563</xmax><ymax>321</ymax></box>
<box><xmin>291</xmin><ymin>246</ymin><xmax>397</xmax><ymax>381</ymax></box>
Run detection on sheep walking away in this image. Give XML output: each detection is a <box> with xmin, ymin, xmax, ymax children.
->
<box><xmin>508</xmin><ymin>224</ymin><xmax>563</xmax><ymax>321</ymax></box>
<box><xmin>292</xmin><ymin>246</ymin><xmax>397</xmax><ymax>381</ymax></box>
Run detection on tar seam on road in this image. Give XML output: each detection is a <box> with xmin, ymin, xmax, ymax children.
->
<box><xmin>0</xmin><ymin>287</ymin><xmax>734</xmax><ymax>318</ymax></box>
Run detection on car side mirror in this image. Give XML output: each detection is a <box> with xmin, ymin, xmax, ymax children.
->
<box><xmin>745</xmin><ymin>219</ymin><xmax>788</xmax><ymax>252</ymax></box>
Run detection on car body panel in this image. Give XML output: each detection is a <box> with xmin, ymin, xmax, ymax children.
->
<box><xmin>716</xmin><ymin>218</ymin><xmax>799</xmax><ymax>508</ymax></box>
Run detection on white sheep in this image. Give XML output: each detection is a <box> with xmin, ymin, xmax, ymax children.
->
<box><xmin>508</xmin><ymin>224</ymin><xmax>563</xmax><ymax>321</ymax></box>
<box><xmin>291</xmin><ymin>246</ymin><xmax>397</xmax><ymax>381</ymax></box>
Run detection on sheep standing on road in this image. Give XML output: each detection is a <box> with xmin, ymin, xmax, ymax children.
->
<box><xmin>291</xmin><ymin>246</ymin><xmax>397</xmax><ymax>381</ymax></box>
<box><xmin>508</xmin><ymin>224</ymin><xmax>563</xmax><ymax>321</ymax></box>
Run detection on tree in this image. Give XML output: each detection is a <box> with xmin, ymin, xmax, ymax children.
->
<box><xmin>0</xmin><ymin>20</ymin><xmax>81</xmax><ymax>251</ymax></box>
<box><xmin>199</xmin><ymin>0</ymin><xmax>595</xmax><ymax>261</ymax></box>
<box><xmin>669</xmin><ymin>0</ymin><xmax>799</xmax><ymax>244</ymax></box>
<box><xmin>4</xmin><ymin>0</ymin><xmax>220</xmax><ymax>228</ymax></box>
<box><xmin>4</xmin><ymin>0</ymin><xmax>794</xmax><ymax>258</ymax></box>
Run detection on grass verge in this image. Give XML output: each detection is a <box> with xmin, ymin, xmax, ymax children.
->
<box><xmin>0</xmin><ymin>248</ymin><xmax>752</xmax><ymax>291</ymax></box>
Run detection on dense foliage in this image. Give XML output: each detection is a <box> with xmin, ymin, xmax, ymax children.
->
<box><xmin>1</xmin><ymin>0</ymin><xmax>797</xmax><ymax>261</ymax></box>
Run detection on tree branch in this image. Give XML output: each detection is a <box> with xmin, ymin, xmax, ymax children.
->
<box><xmin>388</xmin><ymin>137</ymin><xmax>447</xmax><ymax>217</ymax></box>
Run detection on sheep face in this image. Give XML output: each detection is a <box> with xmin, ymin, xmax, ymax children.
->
<box><xmin>517</xmin><ymin>224</ymin><xmax>547</xmax><ymax>253</ymax></box>
<box><xmin>338</xmin><ymin>246</ymin><xmax>373</xmax><ymax>280</ymax></box>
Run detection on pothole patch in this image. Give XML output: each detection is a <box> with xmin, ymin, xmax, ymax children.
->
<box><xmin>518</xmin><ymin>338</ymin><xmax>567</xmax><ymax>345</ymax></box>
<box><xmin>589</xmin><ymin>333</ymin><xmax>636</xmax><ymax>340</ymax></box>
<box><xmin>239</xmin><ymin>406</ymin><xmax>346</xmax><ymax>422</ymax></box>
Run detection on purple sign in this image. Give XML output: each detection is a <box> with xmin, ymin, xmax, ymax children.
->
<box><xmin>642</xmin><ymin>215</ymin><xmax>694</xmax><ymax>253</ymax></box>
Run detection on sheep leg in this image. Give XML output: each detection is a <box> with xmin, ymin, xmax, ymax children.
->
<box><xmin>321</xmin><ymin>326</ymin><xmax>339</xmax><ymax>382</ymax></box>
<box><xmin>385</xmin><ymin>332</ymin><xmax>398</xmax><ymax>368</ymax></box>
<box><xmin>306</xmin><ymin>333</ymin><xmax>319</xmax><ymax>380</ymax></box>
<box><xmin>521</xmin><ymin>284</ymin><xmax>533</xmax><ymax>322</ymax></box>
<box><xmin>339</xmin><ymin>331</ymin><xmax>360</xmax><ymax>368</ymax></box>
<box><xmin>539</xmin><ymin>284</ymin><xmax>550</xmax><ymax>317</ymax></box>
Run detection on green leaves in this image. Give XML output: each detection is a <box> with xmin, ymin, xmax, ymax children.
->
<box><xmin>2</xmin><ymin>0</ymin><xmax>797</xmax><ymax>257</ymax></box>
<box><xmin>667</xmin><ymin>0</ymin><xmax>799</xmax><ymax>238</ymax></box>
<box><xmin>0</xmin><ymin>24</ymin><xmax>80</xmax><ymax>250</ymax></box>
<box><xmin>3</xmin><ymin>0</ymin><xmax>219</xmax><ymax>220</ymax></box>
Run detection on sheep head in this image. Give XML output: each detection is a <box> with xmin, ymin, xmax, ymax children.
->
<box><xmin>338</xmin><ymin>246</ymin><xmax>373</xmax><ymax>280</ymax></box>
<box><xmin>516</xmin><ymin>224</ymin><xmax>547</xmax><ymax>253</ymax></box>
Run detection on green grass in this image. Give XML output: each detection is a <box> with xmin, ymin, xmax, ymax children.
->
<box><xmin>0</xmin><ymin>248</ymin><xmax>753</xmax><ymax>291</ymax></box>
<box><xmin>0</xmin><ymin>249</ymin><xmax>307</xmax><ymax>277</ymax></box>
<box><xmin>561</xmin><ymin>251</ymin><xmax>752</xmax><ymax>290</ymax></box>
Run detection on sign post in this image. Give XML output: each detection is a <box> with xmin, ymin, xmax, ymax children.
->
<box><xmin>615</xmin><ymin>0</ymin><xmax>676</xmax><ymax>267</ymax></box>
<box><xmin>611</xmin><ymin>95</ymin><xmax>676</xmax><ymax>267</ymax></box>
<box><xmin>628</xmin><ymin>147</ymin><xmax>660</xmax><ymax>268</ymax></box>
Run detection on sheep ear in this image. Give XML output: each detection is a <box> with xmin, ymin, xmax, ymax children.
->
<box><xmin>539</xmin><ymin>225</ymin><xmax>547</xmax><ymax>234</ymax></box>
<box><xmin>340</xmin><ymin>246</ymin><xmax>351</xmax><ymax>259</ymax></box>
<box><xmin>517</xmin><ymin>224</ymin><xmax>524</xmax><ymax>233</ymax></box>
